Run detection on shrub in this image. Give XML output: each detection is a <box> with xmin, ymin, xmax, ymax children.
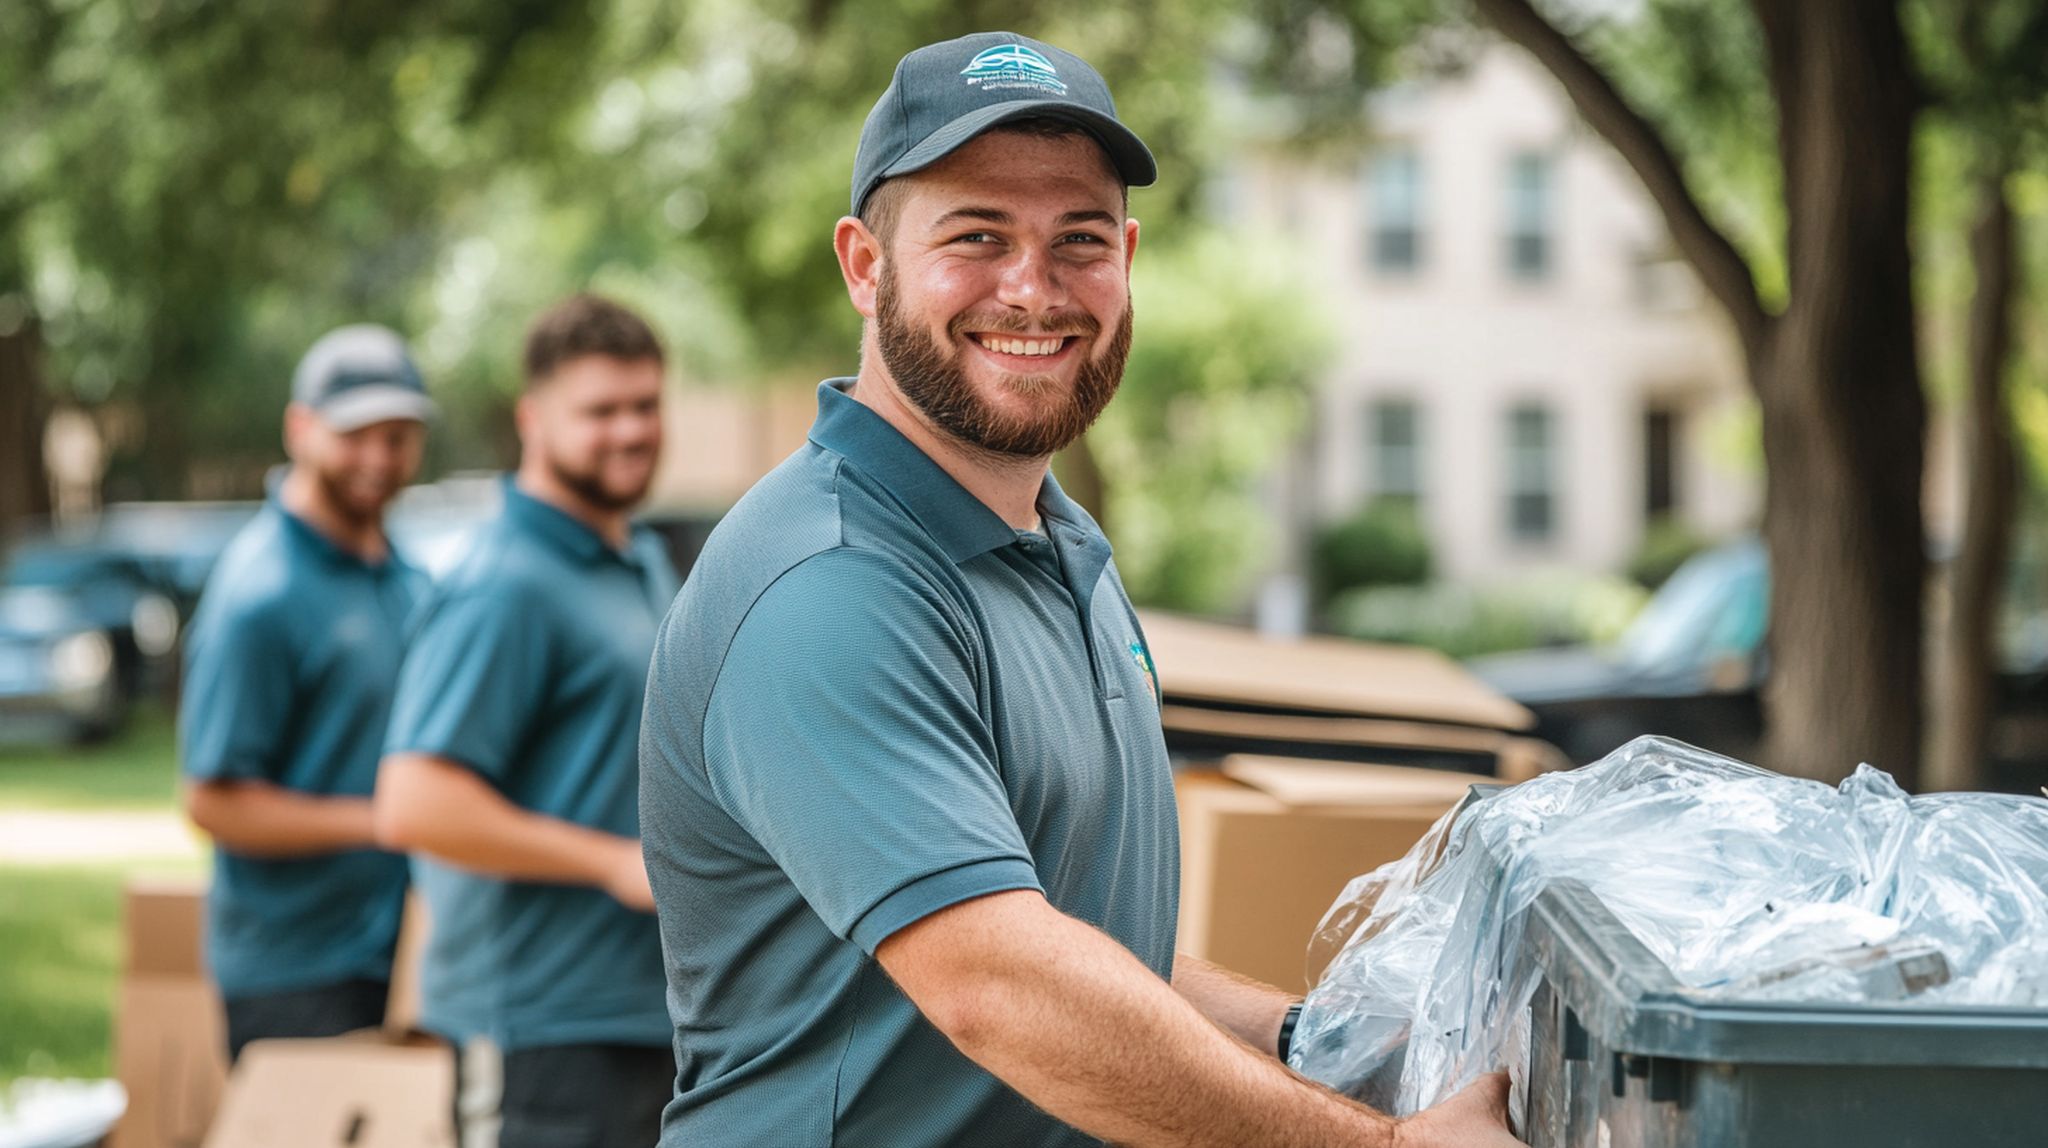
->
<box><xmin>1310</xmin><ymin>500</ymin><xmax>1433</xmax><ymax>609</ymax></box>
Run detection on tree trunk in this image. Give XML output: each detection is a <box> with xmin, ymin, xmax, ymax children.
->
<box><xmin>1752</xmin><ymin>0</ymin><xmax>1926</xmax><ymax>785</ymax></box>
<box><xmin>0</xmin><ymin>310</ymin><xmax>52</xmax><ymax>550</ymax></box>
<box><xmin>1481</xmin><ymin>0</ymin><xmax>1928</xmax><ymax>784</ymax></box>
<box><xmin>1055</xmin><ymin>432</ymin><xmax>1110</xmax><ymax>534</ymax></box>
<box><xmin>1928</xmin><ymin>169</ymin><xmax>2018</xmax><ymax>792</ymax></box>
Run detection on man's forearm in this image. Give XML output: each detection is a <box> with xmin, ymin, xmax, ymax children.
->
<box><xmin>183</xmin><ymin>780</ymin><xmax>379</xmax><ymax>858</ymax></box>
<box><xmin>881</xmin><ymin>891</ymin><xmax>1394</xmax><ymax>1148</ymax></box>
<box><xmin>1173</xmin><ymin>953</ymin><xmax>1299</xmax><ymax>1057</ymax></box>
<box><xmin>374</xmin><ymin>753</ymin><xmax>628</xmax><ymax>887</ymax></box>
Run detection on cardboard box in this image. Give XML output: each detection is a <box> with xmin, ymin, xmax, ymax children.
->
<box><xmin>202</xmin><ymin>1037</ymin><xmax>452</xmax><ymax>1148</ymax></box>
<box><xmin>1176</xmin><ymin>757</ymin><xmax>1493</xmax><ymax>993</ymax></box>
<box><xmin>384</xmin><ymin>893</ymin><xmax>430</xmax><ymax>1034</ymax></box>
<box><xmin>125</xmin><ymin>878</ymin><xmax>208</xmax><ymax>980</ymax></box>
<box><xmin>111</xmin><ymin>878</ymin><xmax>227</xmax><ymax>1148</ymax></box>
<box><xmin>111</xmin><ymin>881</ymin><xmax>434</xmax><ymax>1148</ymax></box>
<box><xmin>1137</xmin><ymin>611</ymin><xmax>1536</xmax><ymax>732</ymax></box>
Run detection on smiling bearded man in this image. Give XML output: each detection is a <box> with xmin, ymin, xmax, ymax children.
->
<box><xmin>636</xmin><ymin>31</ymin><xmax>1522</xmax><ymax>1148</ymax></box>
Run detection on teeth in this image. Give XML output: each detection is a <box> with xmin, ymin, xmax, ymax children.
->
<box><xmin>981</xmin><ymin>336</ymin><xmax>1062</xmax><ymax>357</ymax></box>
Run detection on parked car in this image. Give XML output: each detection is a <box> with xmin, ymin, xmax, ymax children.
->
<box><xmin>1469</xmin><ymin>538</ymin><xmax>2048</xmax><ymax>793</ymax></box>
<box><xmin>1469</xmin><ymin>539</ymin><xmax>1769</xmax><ymax>765</ymax></box>
<box><xmin>95</xmin><ymin>500</ymin><xmax>262</xmax><ymax>614</ymax></box>
<box><xmin>0</xmin><ymin>539</ymin><xmax>183</xmax><ymax>742</ymax></box>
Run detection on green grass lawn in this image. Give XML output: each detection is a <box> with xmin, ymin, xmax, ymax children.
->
<box><xmin>0</xmin><ymin>707</ymin><xmax>180</xmax><ymax>812</ymax></box>
<box><xmin>1</xmin><ymin>708</ymin><xmax>192</xmax><ymax>1086</ymax></box>
<box><xmin>0</xmin><ymin>866</ymin><xmax>128</xmax><ymax>1083</ymax></box>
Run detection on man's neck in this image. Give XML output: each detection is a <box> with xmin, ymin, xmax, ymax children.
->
<box><xmin>846</xmin><ymin>368</ymin><xmax>1047</xmax><ymax>532</ymax></box>
<box><xmin>514</xmin><ymin>464</ymin><xmax>632</xmax><ymax>550</ymax></box>
<box><xmin>278</xmin><ymin>468</ymin><xmax>389</xmax><ymax>563</ymax></box>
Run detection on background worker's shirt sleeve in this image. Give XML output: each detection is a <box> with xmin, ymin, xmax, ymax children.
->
<box><xmin>384</xmin><ymin>583</ymin><xmax>549</xmax><ymax>783</ymax></box>
<box><xmin>701</xmin><ymin>548</ymin><xmax>1043</xmax><ymax>955</ymax></box>
<box><xmin>179</xmin><ymin>599</ymin><xmax>297</xmax><ymax>783</ymax></box>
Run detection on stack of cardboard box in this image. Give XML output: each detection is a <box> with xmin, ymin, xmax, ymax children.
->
<box><xmin>1139</xmin><ymin>611</ymin><xmax>1559</xmax><ymax>991</ymax></box>
<box><xmin>109</xmin><ymin>882</ymin><xmax>448</xmax><ymax>1148</ymax></box>
<box><xmin>110</xmin><ymin>878</ymin><xmax>225</xmax><ymax>1148</ymax></box>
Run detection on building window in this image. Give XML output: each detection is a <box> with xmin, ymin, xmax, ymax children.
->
<box><xmin>1644</xmin><ymin>405</ymin><xmax>1680</xmax><ymax>521</ymax></box>
<box><xmin>1366</xmin><ymin>147</ymin><xmax>1424</xmax><ymax>274</ymax></box>
<box><xmin>1506</xmin><ymin>403</ymin><xmax>1557</xmax><ymax>542</ymax></box>
<box><xmin>1367</xmin><ymin>398</ymin><xmax>1423</xmax><ymax>507</ymax></box>
<box><xmin>1506</xmin><ymin>152</ymin><xmax>1553</xmax><ymax>280</ymax></box>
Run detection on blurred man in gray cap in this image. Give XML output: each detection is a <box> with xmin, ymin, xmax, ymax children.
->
<box><xmin>639</xmin><ymin>31</ymin><xmax>1519</xmax><ymax>1148</ymax></box>
<box><xmin>180</xmin><ymin>324</ymin><xmax>432</xmax><ymax>1060</ymax></box>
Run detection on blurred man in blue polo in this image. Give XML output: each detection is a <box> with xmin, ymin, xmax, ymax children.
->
<box><xmin>375</xmin><ymin>294</ymin><xmax>677</xmax><ymax>1148</ymax></box>
<box><xmin>638</xmin><ymin>33</ymin><xmax>1520</xmax><ymax>1147</ymax></box>
<box><xmin>179</xmin><ymin>324</ymin><xmax>433</xmax><ymax>1062</ymax></box>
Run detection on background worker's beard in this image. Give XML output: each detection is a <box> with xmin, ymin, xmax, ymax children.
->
<box><xmin>544</xmin><ymin>451</ymin><xmax>653</xmax><ymax>512</ymax></box>
<box><xmin>875</xmin><ymin>263</ymin><xmax>1132</xmax><ymax>459</ymax></box>
<box><xmin>310</xmin><ymin>463</ymin><xmax>398</xmax><ymax>529</ymax></box>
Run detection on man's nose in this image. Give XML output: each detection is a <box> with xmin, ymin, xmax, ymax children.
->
<box><xmin>993</xmin><ymin>248</ymin><xmax>1070</xmax><ymax>314</ymax></box>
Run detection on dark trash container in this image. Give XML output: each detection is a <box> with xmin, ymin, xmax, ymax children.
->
<box><xmin>1519</xmin><ymin>877</ymin><xmax>2048</xmax><ymax>1148</ymax></box>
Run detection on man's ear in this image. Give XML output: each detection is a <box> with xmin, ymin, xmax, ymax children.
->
<box><xmin>1124</xmin><ymin>217</ymin><xmax>1141</xmax><ymax>275</ymax></box>
<box><xmin>835</xmin><ymin>216</ymin><xmax>885</xmax><ymax>320</ymax></box>
<box><xmin>512</xmin><ymin>390</ymin><xmax>537</xmax><ymax>445</ymax></box>
<box><xmin>282</xmin><ymin>403</ymin><xmax>312</xmax><ymax>461</ymax></box>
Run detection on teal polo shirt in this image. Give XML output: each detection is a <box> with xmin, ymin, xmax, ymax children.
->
<box><xmin>640</xmin><ymin>380</ymin><xmax>1180</xmax><ymax>1147</ymax></box>
<box><xmin>384</xmin><ymin>478</ymin><xmax>679</xmax><ymax>1051</ymax></box>
<box><xmin>179</xmin><ymin>499</ymin><xmax>420</xmax><ymax>999</ymax></box>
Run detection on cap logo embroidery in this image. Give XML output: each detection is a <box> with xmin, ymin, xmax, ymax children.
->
<box><xmin>960</xmin><ymin>44</ymin><xmax>1068</xmax><ymax>96</ymax></box>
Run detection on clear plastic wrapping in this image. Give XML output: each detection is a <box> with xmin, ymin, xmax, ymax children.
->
<box><xmin>1289</xmin><ymin>735</ymin><xmax>2048</xmax><ymax>1114</ymax></box>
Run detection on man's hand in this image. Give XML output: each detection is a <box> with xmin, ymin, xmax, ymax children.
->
<box><xmin>602</xmin><ymin>838</ymin><xmax>656</xmax><ymax>912</ymax></box>
<box><xmin>1396</xmin><ymin>1073</ymin><xmax>1523</xmax><ymax>1148</ymax></box>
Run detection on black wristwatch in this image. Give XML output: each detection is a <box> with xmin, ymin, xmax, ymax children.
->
<box><xmin>1277</xmin><ymin>1003</ymin><xmax>1304</xmax><ymax>1061</ymax></box>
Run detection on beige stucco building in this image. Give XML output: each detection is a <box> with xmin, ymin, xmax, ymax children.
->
<box><xmin>1228</xmin><ymin>44</ymin><xmax>1760</xmax><ymax>587</ymax></box>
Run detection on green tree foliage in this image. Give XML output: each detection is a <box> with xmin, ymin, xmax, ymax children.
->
<box><xmin>2</xmin><ymin>0</ymin><xmax>1327</xmax><ymax>620</ymax></box>
<box><xmin>1091</xmin><ymin>232</ymin><xmax>1331</xmax><ymax>611</ymax></box>
<box><xmin>3</xmin><ymin>1</ymin><xmax>611</xmax><ymax>497</ymax></box>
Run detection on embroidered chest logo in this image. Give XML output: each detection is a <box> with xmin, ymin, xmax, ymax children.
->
<box><xmin>960</xmin><ymin>44</ymin><xmax>1069</xmax><ymax>97</ymax></box>
<box><xmin>1128</xmin><ymin>641</ymin><xmax>1157</xmax><ymax>702</ymax></box>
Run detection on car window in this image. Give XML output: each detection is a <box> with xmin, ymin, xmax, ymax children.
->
<box><xmin>1617</xmin><ymin>543</ymin><xmax>1768</xmax><ymax>671</ymax></box>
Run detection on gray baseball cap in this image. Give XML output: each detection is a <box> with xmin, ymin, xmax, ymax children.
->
<box><xmin>290</xmin><ymin>325</ymin><xmax>436</xmax><ymax>432</ymax></box>
<box><xmin>851</xmin><ymin>32</ymin><xmax>1157</xmax><ymax>216</ymax></box>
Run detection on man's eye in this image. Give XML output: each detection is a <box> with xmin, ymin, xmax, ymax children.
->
<box><xmin>954</xmin><ymin>232</ymin><xmax>998</xmax><ymax>244</ymax></box>
<box><xmin>1059</xmin><ymin>233</ymin><xmax>1106</xmax><ymax>245</ymax></box>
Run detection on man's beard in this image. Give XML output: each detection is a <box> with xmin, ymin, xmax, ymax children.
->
<box><xmin>875</xmin><ymin>264</ymin><xmax>1132</xmax><ymax>459</ymax></box>
<box><xmin>545</xmin><ymin>452</ymin><xmax>651</xmax><ymax>513</ymax></box>
<box><xmin>311</xmin><ymin>466</ymin><xmax>397</xmax><ymax>530</ymax></box>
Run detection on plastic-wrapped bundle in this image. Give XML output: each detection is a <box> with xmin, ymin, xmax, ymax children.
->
<box><xmin>1289</xmin><ymin>735</ymin><xmax>2048</xmax><ymax>1115</ymax></box>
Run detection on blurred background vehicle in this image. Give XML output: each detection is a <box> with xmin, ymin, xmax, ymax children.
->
<box><xmin>0</xmin><ymin>538</ymin><xmax>183</xmax><ymax>744</ymax></box>
<box><xmin>1470</xmin><ymin>538</ymin><xmax>2048</xmax><ymax>794</ymax></box>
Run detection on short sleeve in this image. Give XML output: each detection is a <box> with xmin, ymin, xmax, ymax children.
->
<box><xmin>179</xmin><ymin>601</ymin><xmax>297</xmax><ymax>782</ymax></box>
<box><xmin>701</xmin><ymin>549</ymin><xmax>1042</xmax><ymax>954</ymax></box>
<box><xmin>383</xmin><ymin>584</ymin><xmax>550</xmax><ymax>783</ymax></box>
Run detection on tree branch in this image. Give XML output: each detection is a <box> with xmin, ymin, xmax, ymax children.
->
<box><xmin>1473</xmin><ymin>0</ymin><xmax>1773</xmax><ymax>358</ymax></box>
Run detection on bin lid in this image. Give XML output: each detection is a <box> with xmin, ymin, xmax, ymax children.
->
<box><xmin>1527</xmin><ymin>879</ymin><xmax>2048</xmax><ymax>1069</ymax></box>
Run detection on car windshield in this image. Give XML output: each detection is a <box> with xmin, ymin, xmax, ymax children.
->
<box><xmin>1616</xmin><ymin>541</ymin><xmax>1769</xmax><ymax>672</ymax></box>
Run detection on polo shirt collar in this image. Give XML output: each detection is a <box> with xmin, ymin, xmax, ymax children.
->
<box><xmin>502</xmin><ymin>476</ymin><xmax>626</xmax><ymax>566</ymax></box>
<box><xmin>809</xmin><ymin>380</ymin><xmax>1023</xmax><ymax>564</ymax></box>
<box><xmin>268</xmin><ymin>489</ymin><xmax>395</xmax><ymax>573</ymax></box>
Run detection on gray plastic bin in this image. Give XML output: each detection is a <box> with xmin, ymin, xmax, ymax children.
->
<box><xmin>1518</xmin><ymin>877</ymin><xmax>2048</xmax><ymax>1147</ymax></box>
